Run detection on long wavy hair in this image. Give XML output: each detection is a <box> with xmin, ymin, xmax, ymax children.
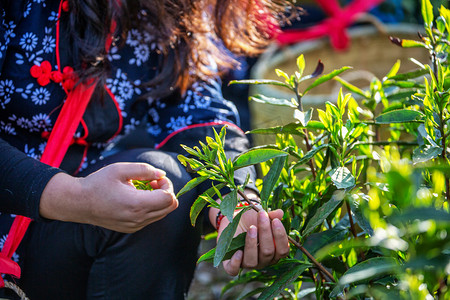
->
<box><xmin>67</xmin><ymin>0</ymin><xmax>295</xmax><ymax>98</ymax></box>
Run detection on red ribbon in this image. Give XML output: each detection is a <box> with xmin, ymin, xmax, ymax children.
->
<box><xmin>0</xmin><ymin>81</ymin><xmax>97</xmax><ymax>287</ymax></box>
<box><xmin>0</xmin><ymin>0</ymin><xmax>117</xmax><ymax>286</ymax></box>
<box><xmin>276</xmin><ymin>0</ymin><xmax>386</xmax><ymax>50</ymax></box>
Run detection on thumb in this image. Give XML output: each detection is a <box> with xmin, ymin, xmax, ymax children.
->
<box><xmin>111</xmin><ymin>162</ymin><xmax>166</xmax><ymax>182</ymax></box>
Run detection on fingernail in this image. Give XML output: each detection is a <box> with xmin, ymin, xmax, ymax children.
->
<box><xmin>234</xmin><ymin>250</ymin><xmax>243</xmax><ymax>260</ymax></box>
<box><xmin>155</xmin><ymin>169</ymin><xmax>166</xmax><ymax>177</ymax></box>
<box><xmin>258</xmin><ymin>211</ymin><xmax>268</xmax><ymax>223</ymax></box>
<box><xmin>272</xmin><ymin>218</ymin><xmax>283</xmax><ymax>229</ymax></box>
<box><xmin>248</xmin><ymin>225</ymin><xmax>257</xmax><ymax>238</ymax></box>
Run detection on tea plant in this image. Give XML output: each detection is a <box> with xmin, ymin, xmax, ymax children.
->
<box><xmin>175</xmin><ymin>0</ymin><xmax>450</xmax><ymax>298</ymax></box>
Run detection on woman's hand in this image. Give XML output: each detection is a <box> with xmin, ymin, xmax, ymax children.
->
<box><xmin>210</xmin><ymin>194</ymin><xmax>290</xmax><ymax>276</ymax></box>
<box><xmin>39</xmin><ymin>162</ymin><xmax>178</xmax><ymax>233</ymax></box>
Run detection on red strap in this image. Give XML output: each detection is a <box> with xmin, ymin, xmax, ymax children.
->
<box><xmin>0</xmin><ymin>81</ymin><xmax>97</xmax><ymax>287</ymax></box>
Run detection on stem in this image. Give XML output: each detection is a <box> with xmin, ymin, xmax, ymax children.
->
<box><xmin>288</xmin><ymin>236</ymin><xmax>335</xmax><ymax>282</ymax></box>
<box><xmin>346</xmin><ymin>201</ymin><xmax>366</xmax><ymax>261</ymax></box>
<box><xmin>308</xmin><ymin>268</ymin><xmax>318</xmax><ymax>286</ymax></box>
<box><xmin>237</xmin><ymin>190</ymin><xmax>336</xmax><ymax>283</ymax></box>
<box><xmin>296</xmin><ymin>89</ymin><xmax>317</xmax><ymax>180</ymax></box>
<box><xmin>346</xmin><ymin>201</ymin><xmax>357</xmax><ymax>238</ymax></box>
<box><xmin>303</xmin><ymin>131</ymin><xmax>317</xmax><ymax>180</ymax></box>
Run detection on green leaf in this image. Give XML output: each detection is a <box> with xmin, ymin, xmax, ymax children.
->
<box><xmin>293</xmin><ymin>144</ymin><xmax>329</xmax><ymax>168</ymax></box>
<box><xmin>190</xmin><ymin>197</ymin><xmax>208</xmax><ymax>227</ymax></box>
<box><xmin>400</xmin><ymin>39</ymin><xmax>428</xmax><ymax>48</ymax></box>
<box><xmin>275</xmin><ymin>68</ymin><xmax>289</xmax><ymax>82</ymax></box>
<box><xmin>237</xmin><ymin>288</ymin><xmax>266</xmax><ymax>300</ymax></box>
<box><xmin>304</xmin><ymin>66</ymin><xmax>351</xmax><ymax>94</ymax></box>
<box><xmin>258</xmin><ymin>263</ymin><xmax>311</xmax><ymax>300</ymax></box>
<box><xmin>189</xmin><ymin>183</ymin><xmax>225</xmax><ymax>226</ymax></box>
<box><xmin>421</xmin><ymin>0</ymin><xmax>434</xmax><ymax>27</ymax></box>
<box><xmin>247</xmin><ymin>121</ymin><xmax>325</xmax><ymax>135</ymax></box>
<box><xmin>385</xmin><ymin>60</ymin><xmax>401</xmax><ymax>78</ymax></box>
<box><xmin>375</xmin><ymin>109</ymin><xmax>425</xmax><ymax>124</ymax></box>
<box><xmin>247</xmin><ymin>122</ymin><xmax>305</xmax><ymax>136</ymax></box>
<box><xmin>303</xmin><ymin>217</ymin><xmax>350</xmax><ymax>256</ymax></box>
<box><xmin>214</xmin><ymin>209</ymin><xmax>247</xmax><ymax>267</ymax></box>
<box><xmin>348</xmin><ymin>195</ymin><xmax>374</xmax><ymax>236</ymax></box>
<box><xmin>303</xmin><ymin>190</ymin><xmax>346</xmax><ymax>235</ymax></box>
<box><xmin>294</xmin><ymin>108</ymin><xmax>313</xmax><ymax>127</ymax></box>
<box><xmin>260</xmin><ymin>155</ymin><xmax>287</xmax><ymax>210</ymax></box>
<box><xmin>229</xmin><ymin>79</ymin><xmax>292</xmax><ymax>90</ymax></box>
<box><xmin>220</xmin><ymin>190</ymin><xmax>238</xmax><ymax>222</ymax></box>
<box><xmin>387</xmin><ymin>68</ymin><xmax>428</xmax><ymax>80</ymax></box>
<box><xmin>176</xmin><ymin>176</ymin><xmax>209</xmax><ymax>198</ymax></box>
<box><xmin>334</xmin><ymin>76</ymin><xmax>369</xmax><ymax>98</ymax></box>
<box><xmin>233</xmin><ymin>148</ymin><xmax>287</xmax><ymax>169</ymax></box>
<box><xmin>338</xmin><ymin>257</ymin><xmax>398</xmax><ymax>286</ymax></box>
<box><xmin>387</xmin><ymin>206</ymin><xmax>450</xmax><ymax>225</ymax></box>
<box><xmin>249</xmin><ymin>94</ymin><xmax>297</xmax><ymax>108</ymax></box>
<box><xmin>197</xmin><ymin>233</ymin><xmax>246</xmax><ymax>263</ymax></box>
<box><xmin>132</xmin><ymin>180</ymin><xmax>153</xmax><ymax>190</ymax></box>
<box><xmin>413</xmin><ymin>144</ymin><xmax>443</xmax><ymax>164</ymax></box>
<box><xmin>329</xmin><ymin>167</ymin><xmax>356</xmax><ymax>189</ymax></box>
<box><xmin>296</xmin><ymin>54</ymin><xmax>305</xmax><ymax>79</ymax></box>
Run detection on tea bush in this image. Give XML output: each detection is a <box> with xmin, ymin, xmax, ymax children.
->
<box><xmin>177</xmin><ymin>0</ymin><xmax>450</xmax><ymax>298</ymax></box>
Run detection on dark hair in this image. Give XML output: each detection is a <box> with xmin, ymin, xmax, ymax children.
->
<box><xmin>67</xmin><ymin>0</ymin><xmax>295</xmax><ymax>98</ymax></box>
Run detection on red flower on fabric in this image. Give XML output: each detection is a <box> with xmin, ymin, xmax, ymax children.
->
<box><xmin>30</xmin><ymin>61</ymin><xmax>77</xmax><ymax>92</ymax></box>
<box><xmin>62</xmin><ymin>1</ymin><xmax>69</xmax><ymax>12</ymax></box>
<box><xmin>62</xmin><ymin>66</ymin><xmax>76</xmax><ymax>91</ymax></box>
<box><xmin>30</xmin><ymin>61</ymin><xmax>52</xmax><ymax>86</ymax></box>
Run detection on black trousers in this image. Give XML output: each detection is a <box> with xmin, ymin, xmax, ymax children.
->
<box><xmin>10</xmin><ymin>149</ymin><xmax>201</xmax><ymax>300</ymax></box>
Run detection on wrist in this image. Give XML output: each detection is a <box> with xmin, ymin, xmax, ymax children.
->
<box><xmin>39</xmin><ymin>172</ymin><xmax>84</xmax><ymax>222</ymax></box>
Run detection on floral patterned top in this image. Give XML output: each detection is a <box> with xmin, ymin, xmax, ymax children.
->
<box><xmin>0</xmin><ymin>0</ymin><xmax>250</xmax><ymax>265</ymax></box>
<box><xmin>0</xmin><ymin>0</ymin><xmax>243</xmax><ymax>174</ymax></box>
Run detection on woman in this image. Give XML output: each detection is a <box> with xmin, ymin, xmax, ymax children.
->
<box><xmin>0</xmin><ymin>0</ymin><xmax>291</xmax><ymax>298</ymax></box>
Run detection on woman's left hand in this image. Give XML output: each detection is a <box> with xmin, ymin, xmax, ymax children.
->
<box><xmin>212</xmin><ymin>205</ymin><xmax>290</xmax><ymax>276</ymax></box>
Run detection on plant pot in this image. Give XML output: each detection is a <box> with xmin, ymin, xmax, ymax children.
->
<box><xmin>249</xmin><ymin>24</ymin><xmax>429</xmax><ymax>145</ymax></box>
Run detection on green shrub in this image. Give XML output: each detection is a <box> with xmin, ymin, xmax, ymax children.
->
<box><xmin>177</xmin><ymin>0</ymin><xmax>450</xmax><ymax>298</ymax></box>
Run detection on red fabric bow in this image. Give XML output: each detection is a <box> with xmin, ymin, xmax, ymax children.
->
<box><xmin>276</xmin><ymin>0</ymin><xmax>386</xmax><ymax>50</ymax></box>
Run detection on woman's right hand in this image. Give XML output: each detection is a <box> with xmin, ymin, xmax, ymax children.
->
<box><xmin>39</xmin><ymin>162</ymin><xmax>178</xmax><ymax>233</ymax></box>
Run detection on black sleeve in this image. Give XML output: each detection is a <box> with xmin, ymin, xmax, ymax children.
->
<box><xmin>0</xmin><ymin>138</ymin><xmax>63</xmax><ymax>220</ymax></box>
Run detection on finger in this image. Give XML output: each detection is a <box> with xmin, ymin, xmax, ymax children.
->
<box><xmin>114</xmin><ymin>163</ymin><xmax>166</xmax><ymax>182</ymax></box>
<box><xmin>242</xmin><ymin>225</ymin><xmax>258</xmax><ymax>268</ymax></box>
<box><xmin>257</xmin><ymin>211</ymin><xmax>275</xmax><ymax>265</ymax></box>
<box><xmin>272</xmin><ymin>218</ymin><xmax>290</xmax><ymax>262</ymax></box>
<box><xmin>134</xmin><ymin>189</ymin><xmax>178</xmax><ymax>212</ymax></box>
<box><xmin>268</xmin><ymin>209</ymin><xmax>284</xmax><ymax>221</ymax></box>
<box><xmin>223</xmin><ymin>250</ymin><xmax>243</xmax><ymax>276</ymax></box>
<box><xmin>149</xmin><ymin>177</ymin><xmax>174</xmax><ymax>193</ymax></box>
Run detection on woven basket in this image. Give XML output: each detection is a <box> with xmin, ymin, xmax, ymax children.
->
<box><xmin>249</xmin><ymin>24</ymin><xmax>428</xmax><ymax>146</ymax></box>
